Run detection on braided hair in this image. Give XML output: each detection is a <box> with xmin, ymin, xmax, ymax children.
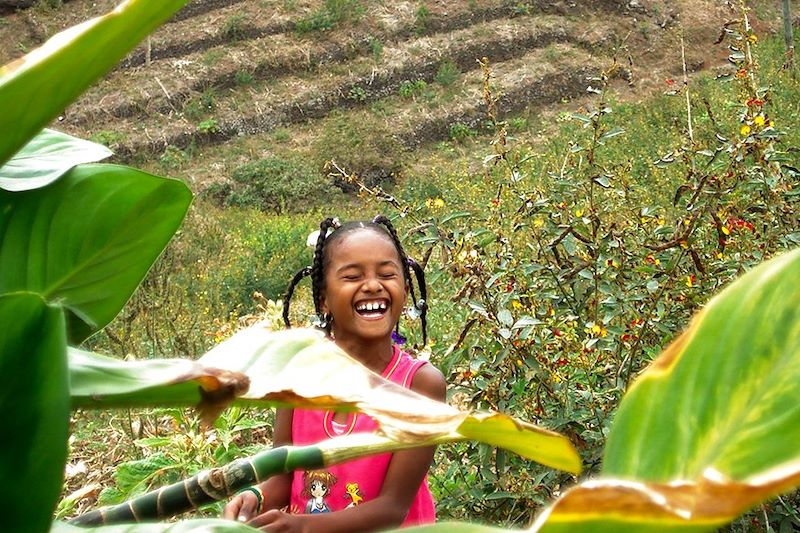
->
<box><xmin>282</xmin><ymin>215</ymin><xmax>429</xmax><ymax>345</ymax></box>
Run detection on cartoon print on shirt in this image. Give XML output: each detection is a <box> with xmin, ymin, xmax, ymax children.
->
<box><xmin>302</xmin><ymin>470</ymin><xmax>337</xmax><ymax>514</ymax></box>
<box><xmin>344</xmin><ymin>482</ymin><xmax>364</xmax><ymax>508</ymax></box>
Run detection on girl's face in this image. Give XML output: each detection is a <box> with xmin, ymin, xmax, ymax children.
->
<box><xmin>321</xmin><ymin>230</ymin><xmax>408</xmax><ymax>345</ymax></box>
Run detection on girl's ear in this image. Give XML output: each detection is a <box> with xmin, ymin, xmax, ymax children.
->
<box><xmin>320</xmin><ymin>291</ymin><xmax>329</xmax><ymax>315</ymax></box>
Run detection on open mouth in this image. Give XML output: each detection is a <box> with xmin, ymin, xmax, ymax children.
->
<box><xmin>354</xmin><ymin>299</ymin><xmax>389</xmax><ymax>319</ymax></box>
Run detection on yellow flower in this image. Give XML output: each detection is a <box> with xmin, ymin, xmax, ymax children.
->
<box><xmin>753</xmin><ymin>115</ymin><xmax>765</xmax><ymax>127</ymax></box>
<box><xmin>575</xmin><ymin>208</ymin><xmax>584</xmax><ymax>217</ymax></box>
<box><xmin>740</xmin><ymin>124</ymin><xmax>752</xmax><ymax>136</ymax></box>
<box><xmin>591</xmin><ymin>324</ymin><xmax>601</xmax><ymax>335</ymax></box>
<box><xmin>686</xmin><ymin>275</ymin><xmax>694</xmax><ymax>288</ymax></box>
<box><xmin>533</xmin><ymin>218</ymin><xmax>544</xmax><ymax>228</ymax></box>
<box><xmin>716</xmin><ymin>252</ymin><xmax>724</xmax><ymax>259</ymax></box>
<box><xmin>426</xmin><ymin>197</ymin><xmax>445</xmax><ymax>209</ymax></box>
<box><xmin>721</xmin><ymin>226</ymin><xmax>730</xmax><ymax>236</ymax></box>
<box><xmin>748</xmin><ymin>34</ymin><xmax>758</xmax><ymax>44</ymax></box>
<box><xmin>516</xmin><ymin>359</ymin><xmax>523</xmax><ymax>367</ymax></box>
<box><xmin>654</xmin><ymin>258</ymin><xmax>661</xmax><ymax>266</ymax></box>
<box><xmin>512</xmin><ymin>300</ymin><xmax>522</xmax><ymax>310</ymax></box>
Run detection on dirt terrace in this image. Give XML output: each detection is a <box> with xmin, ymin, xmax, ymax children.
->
<box><xmin>0</xmin><ymin>0</ymin><xmax>764</xmax><ymax>193</ymax></box>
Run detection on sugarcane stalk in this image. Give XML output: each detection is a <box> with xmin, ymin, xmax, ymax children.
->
<box><xmin>69</xmin><ymin>432</ymin><xmax>453</xmax><ymax>526</ymax></box>
<box><xmin>69</xmin><ymin>444</ymin><xmax>323</xmax><ymax>526</ymax></box>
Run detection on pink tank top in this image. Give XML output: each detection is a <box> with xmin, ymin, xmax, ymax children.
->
<box><xmin>289</xmin><ymin>345</ymin><xmax>436</xmax><ymax>526</ymax></box>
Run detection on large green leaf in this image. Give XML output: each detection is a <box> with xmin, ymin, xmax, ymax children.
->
<box><xmin>0</xmin><ymin>128</ymin><xmax>112</xmax><ymax>192</ymax></box>
<box><xmin>69</xmin><ymin>348</ymin><xmax>249</xmax><ymax>415</ymax></box>
<box><xmin>0</xmin><ymin>293</ymin><xmax>68</xmax><ymax>533</ymax></box>
<box><xmin>531</xmin><ymin>248</ymin><xmax>800</xmax><ymax>530</ymax></box>
<box><xmin>0</xmin><ymin>0</ymin><xmax>189</xmax><ymax>166</ymax></box>
<box><xmin>203</xmin><ymin>327</ymin><xmax>582</xmax><ymax>473</ymax></box>
<box><xmin>0</xmin><ymin>164</ymin><xmax>191</xmax><ymax>342</ymax></box>
<box><xmin>71</xmin><ymin>327</ymin><xmax>581</xmax><ymax>474</ymax></box>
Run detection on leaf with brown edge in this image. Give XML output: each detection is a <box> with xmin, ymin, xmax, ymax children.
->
<box><xmin>200</xmin><ymin>326</ymin><xmax>582</xmax><ymax>474</ymax></box>
<box><xmin>531</xmin><ymin>459</ymin><xmax>800</xmax><ymax>532</ymax></box>
<box><xmin>531</xmin><ymin>248</ymin><xmax>800</xmax><ymax>531</ymax></box>
<box><xmin>0</xmin><ymin>0</ymin><xmax>190</xmax><ymax>165</ymax></box>
<box><xmin>68</xmin><ymin>348</ymin><xmax>249</xmax><ymax>422</ymax></box>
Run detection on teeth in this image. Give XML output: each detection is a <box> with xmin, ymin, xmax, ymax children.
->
<box><xmin>357</xmin><ymin>301</ymin><xmax>387</xmax><ymax>311</ymax></box>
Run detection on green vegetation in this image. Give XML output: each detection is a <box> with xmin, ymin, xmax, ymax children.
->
<box><xmin>414</xmin><ymin>3</ymin><xmax>431</xmax><ymax>35</ymax></box>
<box><xmin>369</xmin><ymin>36</ymin><xmax>384</xmax><ymax>62</ymax></box>
<box><xmin>449</xmin><ymin>121</ymin><xmax>477</xmax><ymax>141</ymax></box>
<box><xmin>435</xmin><ymin>60</ymin><xmax>460</xmax><ymax>87</ymax></box>
<box><xmin>348</xmin><ymin>85</ymin><xmax>367</xmax><ymax>102</ymax></box>
<box><xmin>3</xmin><ymin>0</ymin><xmax>800</xmax><ymax>531</ymax></box>
<box><xmin>234</xmin><ymin>68</ymin><xmax>255</xmax><ymax>86</ymax></box>
<box><xmin>295</xmin><ymin>0</ymin><xmax>365</xmax><ymax>34</ymax></box>
<box><xmin>197</xmin><ymin>118</ymin><xmax>220</xmax><ymax>134</ymax></box>
<box><xmin>220</xmin><ymin>13</ymin><xmax>248</xmax><ymax>41</ymax></box>
<box><xmin>399</xmin><ymin>79</ymin><xmax>428</xmax><ymax>98</ymax></box>
<box><xmin>207</xmin><ymin>156</ymin><xmax>338</xmax><ymax>213</ymax></box>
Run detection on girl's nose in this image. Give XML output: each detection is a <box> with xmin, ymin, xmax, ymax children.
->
<box><xmin>362</xmin><ymin>276</ymin><xmax>383</xmax><ymax>292</ymax></box>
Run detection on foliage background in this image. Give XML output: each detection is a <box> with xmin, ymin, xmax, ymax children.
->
<box><xmin>17</xmin><ymin>0</ymin><xmax>794</xmax><ymax>530</ymax></box>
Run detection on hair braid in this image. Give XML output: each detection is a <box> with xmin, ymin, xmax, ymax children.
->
<box><xmin>407</xmin><ymin>258</ymin><xmax>429</xmax><ymax>346</ymax></box>
<box><xmin>372</xmin><ymin>215</ymin><xmax>429</xmax><ymax>346</ymax></box>
<box><xmin>282</xmin><ymin>266</ymin><xmax>312</xmax><ymax>328</ymax></box>
<box><xmin>311</xmin><ymin>218</ymin><xmax>340</xmax><ymax>335</ymax></box>
<box><xmin>372</xmin><ymin>215</ymin><xmax>417</xmax><ymax>305</ymax></box>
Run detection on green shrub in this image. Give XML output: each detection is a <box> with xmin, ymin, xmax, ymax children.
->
<box><xmin>295</xmin><ymin>0</ymin><xmax>364</xmax><ymax>34</ymax></box>
<box><xmin>196</xmin><ymin>118</ymin><xmax>220</xmax><ymax>134</ymax></box>
<box><xmin>448</xmin><ymin>122</ymin><xmax>477</xmax><ymax>142</ymax></box>
<box><xmin>348</xmin><ymin>86</ymin><xmax>367</xmax><ymax>102</ymax></box>
<box><xmin>158</xmin><ymin>145</ymin><xmax>189</xmax><ymax>170</ymax></box>
<box><xmin>435</xmin><ymin>60</ymin><xmax>460</xmax><ymax>87</ymax></box>
<box><xmin>219</xmin><ymin>156</ymin><xmax>335</xmax><ymax>213</ymax></box>
<box><xmin>234</xmin><ymin>69</ymin><xmax>254</xmax><ymax>86</ymax></box>
<box><xmin>220</xmin><ymin>14</ymin><xmax>247</xmax><ymax>41</ymax></box>
<box><xmin>399</xmin><ymin>79</ymin><xmax>428</xmax><ymax>98</ymax></box>
<box><xmin>368</xmin><ymin>36</ymin><xmax>383</xmax><ymax>62</ymax></box>
<box><xmin>313</xmin><ymin>110</ymin><xmax>404</xmax><ymax>181</ymax></box>
<box><xmin>414</xmin><ymin>3</ymin><xmax>430</xmax><ymax>35</ymax></box>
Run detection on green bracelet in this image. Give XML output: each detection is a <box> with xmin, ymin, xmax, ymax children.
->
<box><xmin>239</xmin><ymin>486</ymin><xmax>264</xmax><ymax>513</ymax></box>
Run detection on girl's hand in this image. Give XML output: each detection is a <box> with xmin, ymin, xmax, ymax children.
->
<box><xmin>248</xmin><ymin>509</ymin><xmax>306</xmax><ymax>532</ymax></box>
<box><xmin>223</xmin><ymin>491</ymin><xmax>260</xmax><ymax>523</ymax></box>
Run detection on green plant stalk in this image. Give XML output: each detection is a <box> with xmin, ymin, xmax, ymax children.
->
<box><xmin>69</xmin><ymin>432</ymin><xmax>458</xmax><ymax>526</ymax></box>
<box><xmin>69</xmin><ymin>444</ymin><xmax>324</xmax><ymax>525</ymax></box>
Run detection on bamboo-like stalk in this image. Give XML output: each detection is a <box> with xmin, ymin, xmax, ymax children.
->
<box><xmin>69</xmin><ymin>444</ymin><xmax>323</xmax><ymax>526</ymax></box>
<box><xmin>68</xmin><ymin>432</ymin><xmax>456</xmax><ymax>526</ymax></box>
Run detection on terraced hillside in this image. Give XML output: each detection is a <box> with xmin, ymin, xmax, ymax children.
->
<box><xmin>0</xmin><ymin>0</ymin><xmax>765</xmax><ymax>203</ymax></box>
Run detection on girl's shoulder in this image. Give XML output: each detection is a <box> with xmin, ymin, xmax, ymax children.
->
<box><xmin>407</xmin><ymin>361</ymin><xmax>446</xmax><ymax>402</ymax></box>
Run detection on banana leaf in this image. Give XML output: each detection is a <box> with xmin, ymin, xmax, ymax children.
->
<box><xmin>0</xmin><ymin>0</ymin><xmax>189</xmax><ymax>166</ymax></box>
<box><xmin>0</xmin><ymin>128</ymin><xmax>111</xmax><ymax>192</ymax></box>
<box><xmin>71</xmin><ymin>327</ymin><xmax>582</xmax><ymax>475</ymax></box>
<box><xmin>0</xmin><ymin>293</ymin><xmax>68</xmax><ymax>533</ymax></box>
<box><xmin>0</xmin><ymin>164</ymin><xmax>191</xmax><ymax>343</ymax></box>
<box><xmin>529</xmin><ymin>247</ymin><xmax>800</xmax><ymax>530</ymax></box>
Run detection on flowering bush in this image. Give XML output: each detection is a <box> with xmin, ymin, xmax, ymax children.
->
<box><xmin>345</xmin><ymin>15</ymin><xmax>799</xmax><ymax>526</ymax></box>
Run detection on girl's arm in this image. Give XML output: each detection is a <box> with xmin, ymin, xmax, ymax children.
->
<box><xmin>223</xmin><ymin>408</ymin><xmax>294</xmax><ymax>522</ymax></box>
<box><xmin>249</xmin><ymin>365</ymin><xmax>447</xmax><ymax>532</ymax></box>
